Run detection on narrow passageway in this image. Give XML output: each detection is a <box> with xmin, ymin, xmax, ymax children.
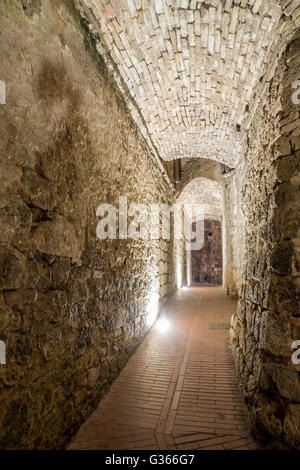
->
<box><xmin>69</xmin><ymin>287</ymin><xmax>258</xmax><ymax>450</ymax></box>
<box><xmin>1</xmin><ymin>1</ymin><xmax>299</xmax><ymax>450</ymax></box>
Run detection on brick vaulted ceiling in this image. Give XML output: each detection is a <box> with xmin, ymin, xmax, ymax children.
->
<box><xmin>81</xmin><ymin>0</ymin><xmax>299</xmax><ymax>167</ymax></box>
<box><xmin>178</xmin><ymin>177</ymin><xmax>223</xmax><ymax>220</ymax></box>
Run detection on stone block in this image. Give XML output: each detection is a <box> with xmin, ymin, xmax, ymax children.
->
<box><xmin>265</xmin><ymin>363</ymin><xmax>300</xmax><ymax>402</ymax></box>
<box><xmin>0</xmin><ymin>196</ymin><xmax>32</xmax><ymax>244</ymax></box>
<box><xmin>269</xmin><ymin>241</ymin><xmax>293</xmax><ymax>275</ymax></box>
<box><xmin>260</xmin><ymin>311</ymin><xmax>292</xmax><ymax>357</ymax></box>
<box><xmin>284</xmin><ymin>404</ymin><xmax>300</xmax><ymax>449</ymax></box>
<box><xmin>20</xmin><ymin>169</ymin><xmax>56</xmax><ymax>212</ymax></box>
<box><xmin>0</xmin><ymin>245</ymin><xmax>26</xmax><ymax>290</ymax></box>
<box><xmin>32</xmin><ymin>215</ymin><xmax>82</xmax><ymax>259</ymax></box>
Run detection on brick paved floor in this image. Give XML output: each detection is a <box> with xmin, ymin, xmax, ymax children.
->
<box><xmin>68</xmin><ymin>287</ymin><xmax>259</xmax><ymax>450</ymax></box>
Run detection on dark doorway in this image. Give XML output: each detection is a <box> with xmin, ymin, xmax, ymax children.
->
<box><xmin>191</xmin><ymin>219</ymin><xmax>222</xmax><ymax>286</ymax></box>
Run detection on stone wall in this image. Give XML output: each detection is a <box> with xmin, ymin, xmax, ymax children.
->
<box><xmin>223</xmin><ymin>169</ymin><xmax>245</xmax><ymax>297</ymax></box>
<box><xmin>191</xmin><ymin>219</ymin><xmax>222</xmax><ymax>285</ymax></box>
<box><xmin>0</xmin><ymin>0</ymin><xmax>178</xmax><ymax>449</ymax></box>
<box><xmin>230</xmin><ymin>33</ymin><xmax>300</xmax><ymax>449</ymax></box>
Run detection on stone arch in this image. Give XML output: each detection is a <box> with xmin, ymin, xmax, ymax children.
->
<box><xmin>177</xmin><ymin>176</ymin><xmax>223</xmax><ymax>221</ymax></box>
<box><xmin>176</xmin><ymin>158</ymin><xmax>224</xmax><ymax>199</ymax></box>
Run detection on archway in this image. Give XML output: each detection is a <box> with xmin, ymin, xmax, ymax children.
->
<box><xmin>177</xmin><ymin>177</ymin><xmax>225</xmax><ymax>288</ymax></box>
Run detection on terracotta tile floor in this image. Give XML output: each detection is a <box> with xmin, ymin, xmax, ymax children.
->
<box><xmin>68</xmin><ymin>287</ymin><xmax>259</xmax><ymax>450</ymax></box>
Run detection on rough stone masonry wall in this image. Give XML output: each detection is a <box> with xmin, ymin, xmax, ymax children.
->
<box><xmin>223</xmin><ymin>168</ymin><xmax>245</xmax><ymax>297</ymax></box>
<box><xmin>230</xmin><ymin>33</ymin><xmax>300</xmax><ymax>449</ymax></box>
<box><xmin>0</xmin><ymin>0</ymin><xmax>179</xmax><ymax>449</ymax></box>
